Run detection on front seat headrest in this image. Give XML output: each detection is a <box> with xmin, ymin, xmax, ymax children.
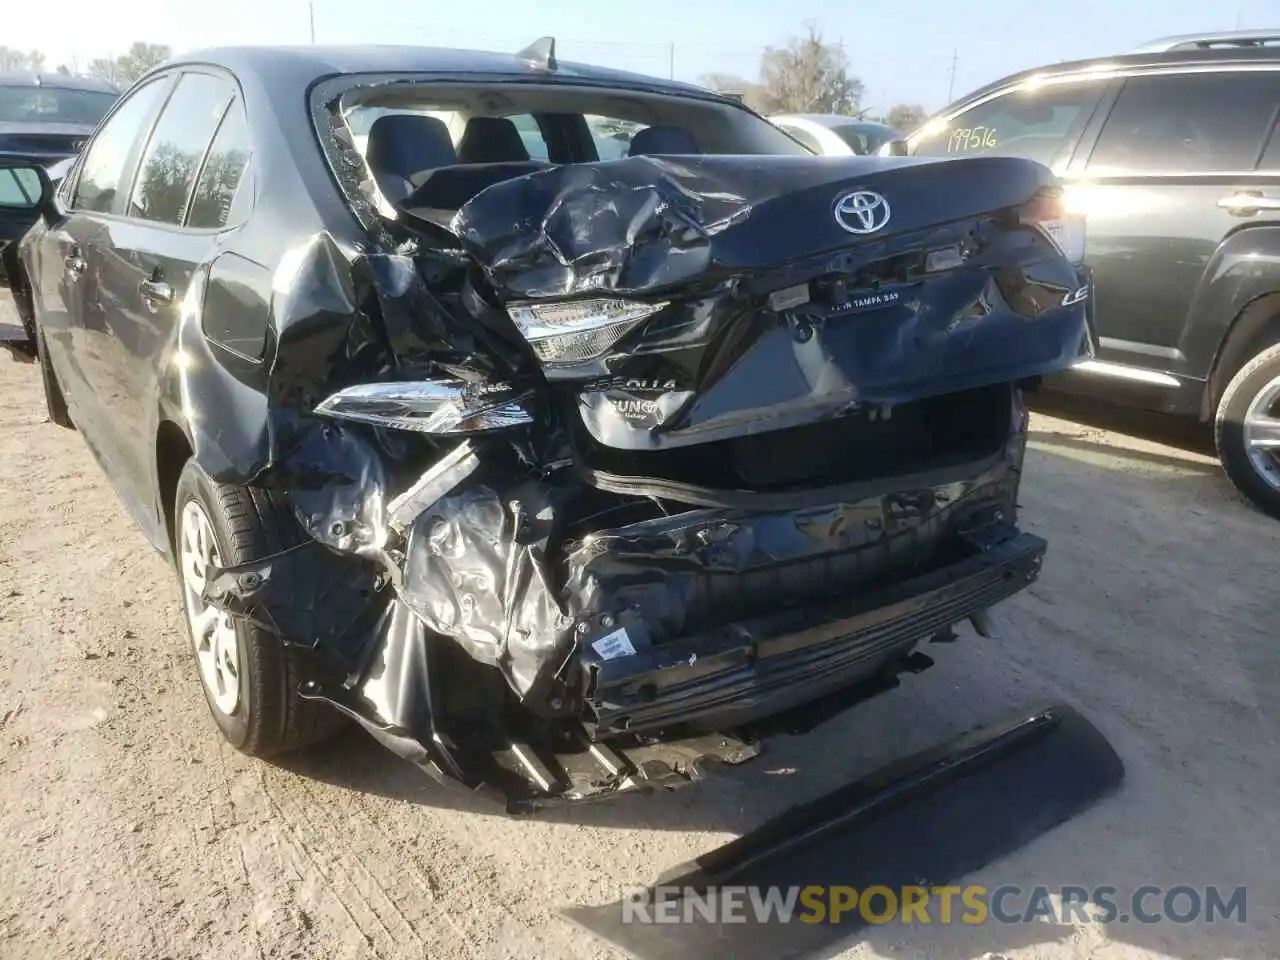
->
<box><xmin>627</xmin><ymin>125</ymin><xmax>700</xmax><ymax>156</ymax></box>
<box><xmin>457</xmin><ymin>117</ymin><xmax>531</xmax><ymax>163</ymax></box>
<box><xmin>365</xmin><ymin>114</ymin><xmax>457</xmax><ymax>201</ymax></box>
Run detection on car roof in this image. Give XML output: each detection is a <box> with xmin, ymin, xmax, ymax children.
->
<box><xmin>0</xmin><ymin>70</ymin><xmax>119</xmax><ymax>93</ymax></box>
<box><xmin>171</xmin><ymin>44</ymin><xmax>726</xmax><ymax>101</ymax></box>
<box><xmin>772</xmin><ymin>113</ymin><xmax>868</xmax><ymax>127</ymax></box>
<box><xmin>952</xmin><ymin>43</ymin><xmax>1280</xmax><ymax>108</ymax></box>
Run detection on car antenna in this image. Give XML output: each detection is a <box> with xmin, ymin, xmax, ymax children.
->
<box><xmin>516</xmin><ymin>36</ymin><xmax>558</xmax><ymax>73</ymax></box>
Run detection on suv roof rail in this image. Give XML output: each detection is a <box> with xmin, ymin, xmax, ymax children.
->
<box><xmin>1131</xmin><ymin>29</ymin><xmax>1280</xmax><ymax>53</ymax></box>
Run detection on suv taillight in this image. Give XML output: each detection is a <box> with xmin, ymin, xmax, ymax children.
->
<box><xmin>1020</xmin><ymin>188</ymin><xmax>1086</xmax><ymax>265</ymax></box>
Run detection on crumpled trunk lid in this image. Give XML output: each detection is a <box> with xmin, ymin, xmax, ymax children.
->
<box><xmin>449</xmin><ymin>153</ymin><xmax>1090</xmax><ymax>453</ymax></box>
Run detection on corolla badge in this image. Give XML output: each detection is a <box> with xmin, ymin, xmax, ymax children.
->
<box><xmin>833</xmin><ymin>190</ymin><xmax>891</xmax><ymax>235</ymax></box>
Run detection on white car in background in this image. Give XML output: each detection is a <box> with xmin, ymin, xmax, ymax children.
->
<box><xmin>770</xmin><ymin>113</ymin><xmax>903</xmax><ymax>156</ymax></box>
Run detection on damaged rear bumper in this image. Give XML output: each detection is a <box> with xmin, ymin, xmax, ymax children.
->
<box><xmin>583</xmin><ymin>529</ymin><xmax>1044</xmax><ymax>737</ymax></box>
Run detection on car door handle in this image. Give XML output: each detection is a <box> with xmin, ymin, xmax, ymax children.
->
<box><xmin>139</xmin><ymin>279</ymin><xmax>173</xmax><ymax>304</ymax></box>
<box><xmin>64</xmin><ymin>254</ymin><xmax>86</xmax><ymax>276</ymax></box>
<box><xmin>1217</xmin><ymin>192</ymin><xmax>1280</xmax><ymax>214</ymax></box>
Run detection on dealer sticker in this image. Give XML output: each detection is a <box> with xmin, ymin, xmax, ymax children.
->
<box><xmin>591</xmin><ymin>627</ymin><xmax>637</xmax><ymax>661</ymax></box>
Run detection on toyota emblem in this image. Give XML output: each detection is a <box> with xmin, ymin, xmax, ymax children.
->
<box><xmin>833</xmin><ymin>190</ymin><xmax>891</xmax><ymax>235</ymax></box>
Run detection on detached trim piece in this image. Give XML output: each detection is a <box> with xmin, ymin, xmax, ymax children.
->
<box><xmin>563</xmin><ymin>702</ymin><xmax>1125</xmax><ymax>960</ymax></box>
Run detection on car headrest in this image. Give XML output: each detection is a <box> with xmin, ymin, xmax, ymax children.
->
<box><xmin>457</xmin><ymin>117</ymin><xmax>531</xmax><ymax>163</ymax></box>
<box><xmin>365</xmin><ymin>114</ymin><xmax>457</xmax><ymax>201</ymax></box>
<box><xmin>401</xmin><ymin>161</ymin><xmax>550</xmax><ymax>218</ymax></box>
<box><xmin>627</xmin><ymin>125</ymin><xmax>700</xmax><ymax>156</ymax></box>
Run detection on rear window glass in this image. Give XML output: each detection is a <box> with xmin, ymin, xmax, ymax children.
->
<box><xmin>586</xmin><ymin>115</ymin><xmax>648</xmax><ymax>160</ymax></box>
<box><xmin>912</xmin><ymin>82</ymin><xmax>1106</xmax><ymax>169</ymax></box>
<box><xmin>1088</xmin><ymin>73</ymin><xmax>1280</xmax><ymax>173</ymax></box>
<box><xmin>0</xmin><ymin>85</ymin><xmax>117</xmax><ymax>125</ymax></box>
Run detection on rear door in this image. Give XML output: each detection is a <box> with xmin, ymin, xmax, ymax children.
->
<box><xmin>97</xmin><ymin>69</ymin><xmax>250</xmax><ymax>511</ymax></box>
<box><xmin>38</xmin><ymin>73</ymin><xmax>173</xmax><ymax>481</ymax></box>
<box><xmin>1064</xmin><ymin>68</ymin><xmax>1280</xmax><ymax>378</ymax></box>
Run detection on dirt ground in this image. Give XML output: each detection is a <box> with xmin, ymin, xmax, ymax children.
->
<box><xmin>0</xmin><ymin>304</ymin><xmax>1276</xmax><ymax>960</ymax></box>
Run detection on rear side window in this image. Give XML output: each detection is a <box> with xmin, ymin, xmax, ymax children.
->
<box><xmin>128</xmin><ymin>72</ymin><xmax>233</xmax><ymax>225</ymax></box>
<box><xmin>187</xmin><ymin>98</ymin><xmax>252</xmax><ymax>229</ymax></box>
<box><xmin>912</xmin><ymin>81</ymin><xmax>1106</xmax><ymax>169</ymax></box>
<box><xmin>1088</xmin><ymin>73</ymin><xmax>1280</xmax><ymax>174</ymax></box>
<box><xmin>72</xmin><ymin>77</ymin><xmax>169</xmax><ymax>214</ymax></box>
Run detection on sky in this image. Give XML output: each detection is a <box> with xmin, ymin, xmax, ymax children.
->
<box><xmin>6</xmin><ymin>0</ymin><xmax>1280</xmax><ymax>112</ymax></box>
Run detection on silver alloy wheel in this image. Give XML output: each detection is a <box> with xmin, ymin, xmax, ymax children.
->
<box><xmin>179</xmin><ymin>500</ymin><xmax>241</xmax><ymax>715</ymax></box>
<box><xmin>1243</xmin><ymin>374</ymin><xmax>1280</xmax><ymax>492</ymax></box>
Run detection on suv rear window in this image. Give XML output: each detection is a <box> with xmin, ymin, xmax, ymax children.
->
<box><xmin>1087</xmin><ymin>72</ymin><xmax>1280</xmax><ymax>174</ymax></box>
<box><xmin>912</xmin><ymin>81</ymin><xmax>1106</xmax><ymax>169</ymax></box>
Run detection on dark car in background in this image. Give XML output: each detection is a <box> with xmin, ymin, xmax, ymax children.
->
<box><xmin>0</xmin><ymin>72</ymin><xmax>119</xmax><ymax>349</ymax></box>
<box><xmin>897</xmin><ymin>30</ymin><xmax>1280</xmax><ymax>518</ymax></box>
<box><xmin>10</xmin><ymin>41</ymin><xmax>1089</xmax><ymax>810</ymax></box>
<box><xmin>0</xmin><ymin>71</ymin><xmax>120</xmax><ymax>164</ymax></box>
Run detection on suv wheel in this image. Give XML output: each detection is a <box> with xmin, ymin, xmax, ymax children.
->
<box><xmin>174</xmin><ymin>459</ymin><xmax>344</xmax><ymax>755</ymax></box>
<box><xmin>1215</xmin><ymin>342</ymin><xmax>1280</xmax><ymax>519</ymax></box>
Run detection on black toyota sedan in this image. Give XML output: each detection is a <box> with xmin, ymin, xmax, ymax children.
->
<box><xmin>10</xmin><ymin>40</ymin><xmax>1091</xmax><ymax>810</ymax></box>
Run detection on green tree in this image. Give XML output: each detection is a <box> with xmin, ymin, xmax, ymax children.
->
<box><xmin>885</xmin><ymin>103</ymin><xmax>927</xmax><ymax>133</ymax></box>
<box><xmin>757</xmin><ymin>23</ymin><xmax>863</xmax><ymax>115</ymax></box>
<box><xmin>0</xmin><ymin>47</ymin><xmax>47</xmax><ymax>73</ymax></box>
<box><xmin>87</xmin><ymin>43</ymin><xmax>172</xmax><ymax>86</ymax></box>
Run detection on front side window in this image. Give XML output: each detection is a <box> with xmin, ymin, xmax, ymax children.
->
<box><xmin>507</xmin><ymin>114</ymin><xmax>551</xmax><ymax>161</ymax></box>
<box><xmin>128</xmin><ymin>72</ymin><xmax>234</xmax><ymax>225</ymax></box>
<box><xmin>186</xmin><ymin>97</ymin><xmax>252</xmax><ymax>229</ymax></box>
<box><xmin>1088</xmin><ymin>72</ymin><xmax>1280</xmax><ymax>174</ymax></box>
<box><xmin>912</xmin><ymin>81</ymin><xmax>1106</xmax><ymax>169</ymax></box>
<box><xmin>585</xmin><ymin>115</ymin><xmax>648</xmax><ymax>159</ymax></box>
<box><xmin>71</xmin><ymin>77</ymin><xmax>169</xmax><ymax>214</ymax></box>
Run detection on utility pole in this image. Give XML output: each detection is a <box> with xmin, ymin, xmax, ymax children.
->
<box><xmin>946</xmin><ymin>48</ymin><xmax>958</xmax><ymax>104</ymax></box>
<box><xmin>669</xmin><ymin>42</ymin><xmax>675</xmax><ymax>80</ymax></box>
<box><xmin>309</xmin><ymin>1</ymin><xmax>316</xmax><ymax>43</ymax></box>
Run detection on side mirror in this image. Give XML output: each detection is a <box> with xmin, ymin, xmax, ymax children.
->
<box><xmin>878</xmin><ymin>139</ymin><xmax>910</xmax><ymax>157</ymax></box>
<box><xmin>0</xmin><ymin>160</ymin><xmax>55</xmax><ymax>219</ymax></box>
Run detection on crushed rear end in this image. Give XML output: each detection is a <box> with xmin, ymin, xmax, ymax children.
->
<box><xmin>200</xmin><ymin>146</ymin><xmax>1090</xmax><ymax>810</ymax></box>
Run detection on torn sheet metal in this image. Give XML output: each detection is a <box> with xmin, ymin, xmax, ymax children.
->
<box><xmin>448</xmin><ymin>154</ymin><xmax>1089</xmax><ymax>453</ymax></box>
<box><xmin>399</xmin><ymin>481</ymin><xmax>575</xmax><ymax>699</ymax></box>
<box><xmin>203</xmin><ymin>539</ymin><xmax>384</xmax><ymax>670</ymax></box>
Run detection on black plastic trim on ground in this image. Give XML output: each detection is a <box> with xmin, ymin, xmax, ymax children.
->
<box><xmin>562</xmin><ymin>701</ymin><xmax>1124</xmax><ymax>960</ymax></box>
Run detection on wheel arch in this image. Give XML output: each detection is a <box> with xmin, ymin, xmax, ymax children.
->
<box><xmin>156</xmin><ymin>418</ymin><xmax>195</xmax><ymax>557</ymax></box>
<box><xmin>1200</xmin><ymin>291</ymin><xmax>1280</xmax><ymax>421</ymax></box>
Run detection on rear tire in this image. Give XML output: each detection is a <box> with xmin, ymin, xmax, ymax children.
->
<box><xmin>1215</xmin><ymin>341</ymin><xmax>1280</xmax><ymax>520</ymax></box>
<box><xmin>174</xmin><ymin>459</ymin><xmax>345</xmax><ymax>756</ymax></box>
<box><xmin>38</xmin><ymin>330</ymin><xmax>73</xmax><ymax>429</ymax></box>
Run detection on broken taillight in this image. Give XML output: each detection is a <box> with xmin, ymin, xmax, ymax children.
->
<box><xmin>505</xmin><ymin>298</ymin><xmax>666</xmax><ymax>369</ymax></box>
<box><xmin>1019</xmin><ymin>187</ymin><xmax>1086</xmax><ymax>265</ymax></box>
